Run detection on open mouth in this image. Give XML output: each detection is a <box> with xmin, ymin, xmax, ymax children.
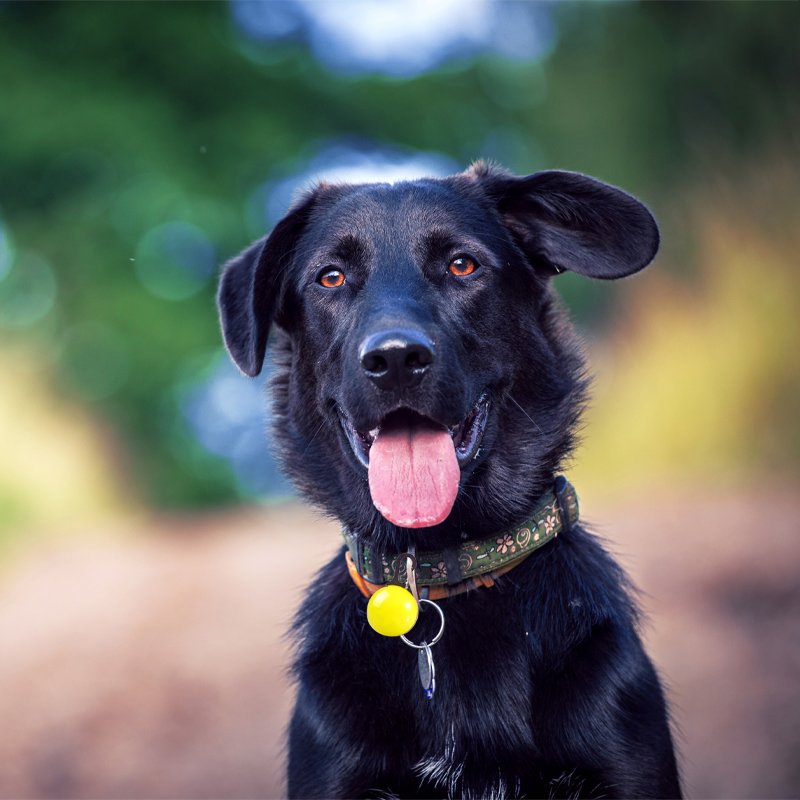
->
<box><xmin>338</xmin><ymin>392</ymin><xmax>490</xmax><ymax>470</ymax></box>
<box><xmin>337</xmin><ymin>393</ymin><xmax>490</xmax><ymax>529</ymax></box>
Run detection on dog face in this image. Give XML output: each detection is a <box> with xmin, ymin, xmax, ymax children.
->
<box><xmin>218</xmin><ymin>163</ymin><xmax>658</xmax><ymax>547</ymax></box>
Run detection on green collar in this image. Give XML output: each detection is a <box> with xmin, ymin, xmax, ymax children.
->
<box><xmin>343</xmin><ymin>477</ymin><xmax>579</xmax><ymax>591</ymax></box>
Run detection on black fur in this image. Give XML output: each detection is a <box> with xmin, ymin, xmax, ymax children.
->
<box><xmin>217</xmin><ymin>163</ymin><xmax>681</xmax><ymax>798</ymax></box>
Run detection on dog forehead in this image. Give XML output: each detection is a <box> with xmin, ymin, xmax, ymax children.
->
<box><xmin>306</xmin><ymin>178</ymin><xmax>493</xmax><ymax>248</ymax></box>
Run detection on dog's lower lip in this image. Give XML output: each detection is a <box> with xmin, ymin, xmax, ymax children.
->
<box><xmin>338</xmin><ymin>393</ymin><xmax>490</xmax><ymax>469</ymax></box>
<box><xmin>451</xmin><ymin>392</ymin><xmax>490</xmax><ymax>465</ymax></box>
<box><xmin>337</xmin><ymin>413</ymin><xmax>376</xmax><ymax>468</ymax></box>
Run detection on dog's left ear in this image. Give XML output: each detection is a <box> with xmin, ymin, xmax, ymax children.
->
<box><xmin>476</xmin><ymin>167</ymin><xmax>659</xmax><ymax>279</ymax></box>
<box><xmin>217</xmin><ymin>192</ymin><xmax>317</xmax><ymax>377</ymax></box>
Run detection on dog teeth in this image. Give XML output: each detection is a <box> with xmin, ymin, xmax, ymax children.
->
<box><xmin>355</xmin><ymin>427</ymin><xmax>378</xmax><ymax>453</ymax></box>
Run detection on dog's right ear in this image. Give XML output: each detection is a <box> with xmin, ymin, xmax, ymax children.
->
<box><xmin>217</xmin><ymin>193</ymin><xmax>317</xmax><ymax>377</ymax></box>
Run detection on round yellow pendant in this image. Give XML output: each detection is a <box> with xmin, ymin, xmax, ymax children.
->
<box><xmin>366</xmin><ymin>585</ymin><xmax>419</xmax><ymax>637</ymax></box>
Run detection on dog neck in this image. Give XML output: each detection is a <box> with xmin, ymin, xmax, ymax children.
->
<box><xmin>344</xmin><ymin>476</ymin><xmax>579</xmax><ymax>601</ymax></box>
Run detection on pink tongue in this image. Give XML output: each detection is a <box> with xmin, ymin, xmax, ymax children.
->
<box><xmin>368</xmin><ymin>416</ymin><xmax>459</xmax><ymax>528</ymax></box>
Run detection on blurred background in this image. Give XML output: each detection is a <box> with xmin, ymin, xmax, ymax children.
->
<box><xmin>0</xmin><ymin>1</ymin><xmax>798</xmax><ymax>797</ymax></box>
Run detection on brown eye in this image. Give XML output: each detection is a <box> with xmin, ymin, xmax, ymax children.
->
<box><xmin>448</xmin><ymin>256</ymin><xmax>478</xmax><ymax>277</ymax></box>
<box><xmin>318</xmin><ymin>269</ymin><xmax>345</xmax><ymax>288</ymax></box>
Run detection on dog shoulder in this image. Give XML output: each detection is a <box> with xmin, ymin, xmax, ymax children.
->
<box><xmin>516</xmin><ymin>525</ymin><xmax>641</xmax><ymax>664</ymax></box>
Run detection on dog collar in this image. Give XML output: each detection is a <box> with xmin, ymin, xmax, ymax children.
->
<box><xmin>344</xmin><ymin>476</ymin><xmax>579</xmax><ymax>600</ymax></box>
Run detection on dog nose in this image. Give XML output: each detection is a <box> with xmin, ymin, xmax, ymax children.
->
<box><xmin>360</xmin><ymin>329</ymin><xmax>434</xmax><ymax>391</ymax></box>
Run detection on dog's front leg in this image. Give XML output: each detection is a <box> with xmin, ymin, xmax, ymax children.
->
<box><xmin>287</xmin><ymin>701</ymin><xmax>336</xmax><ymax>799</ymax></box>
<box><xmin>288</xmin><ymin>700</ymin><xmax>384</xmax><ymax>798</ymax></box>
<box><xmin>288</xmin><ymin>687</ymin><xmax>422</xmax><ymax>799</ymax></box>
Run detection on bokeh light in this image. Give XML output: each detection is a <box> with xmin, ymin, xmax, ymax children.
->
<box><xmin>180</xmin><ymin>354</ymin><xmax>291</xmax><ymax>497</ymax></box>
<box><xmin>110</xmin><ymin>175</ymin><xmax>187</xmax><ymax>245</ymax></box>
<box><xmin>134</xmin><ymin>221</ymin><xmax>215</xmax><ymax>301</ymax></box>
<box><xmin>232</xmin><ymin>0</ymin><xmax>554</xmax><ymax>76</ymax></box>
<box><xmin>246</xmin><ymin>142</ymin><xmax>460</xmax><ymax>236</ymax></box>
<box><xmin>0</xmin><ymin>216</ymin><xmax>14</xmax><ymax>281</ymax></box>
<box><xmin>0</xmin><ymin>251</ymin><xmax>57</xmax><ymax>329</ymax></box>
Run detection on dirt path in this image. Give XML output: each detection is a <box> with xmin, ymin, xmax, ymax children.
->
<box><xmin>0</xmin><ymin>486</ymin><xmax>798</xmax><ymax>799</ymax></box>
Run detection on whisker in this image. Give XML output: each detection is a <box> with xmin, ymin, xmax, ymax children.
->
<box><xmin>508</xmin><ymin>394</ymin><xmax>543</xmax><ymax>434</ymax></box>
<box><xmin>300</xmin><ymin>417</ymin><xmax>328</xmax><ymax>457</ymax></box>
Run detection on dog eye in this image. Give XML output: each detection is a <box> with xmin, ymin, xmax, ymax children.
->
<box><xmin>448</xmin><ymin>256</ymin><xmax>478</xmax><ymax>277</ymax></box>
<box><xmin>317</xmin><ymin>269</ymin><xmax>346</xmax><ymax>288</ymax></box>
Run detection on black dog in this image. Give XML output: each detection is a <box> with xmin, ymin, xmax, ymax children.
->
<box><xmin>217</xmin><ymin>163</ymin><xmax>681</xmax><ymax>799</ymax></box>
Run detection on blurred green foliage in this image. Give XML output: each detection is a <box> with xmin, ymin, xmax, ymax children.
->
<box><xmin>0</xmin><ymin>1</ymin><xmax>797</xmax><ymax>508</ymax></box>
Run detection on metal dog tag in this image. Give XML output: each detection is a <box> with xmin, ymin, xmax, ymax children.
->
<box><xmin>400</xmin><ymin>598</ymin><xmax>444</xmax><ymax>700</ymax></box>
<box><xmin>418</xmin><ymin>642</ymin><xmax>436</xmax><ymax>700</ymax></box>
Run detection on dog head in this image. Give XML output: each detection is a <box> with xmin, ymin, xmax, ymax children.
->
<box><xmin>217</xmin><ymin>163</ymin><xmax>658</xmax><ymax>548</ymax></box>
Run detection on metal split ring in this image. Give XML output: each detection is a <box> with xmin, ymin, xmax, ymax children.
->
<box><xmin>400</xmin><ymin>598</ymin><xmax>445</xmax><ymax>649</ymax></box>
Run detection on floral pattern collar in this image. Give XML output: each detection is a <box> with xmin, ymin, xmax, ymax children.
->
<box><xmin>343</xmin><ymin>477</ymin><xmax>579</xmax><ymax>596</ymax></box>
